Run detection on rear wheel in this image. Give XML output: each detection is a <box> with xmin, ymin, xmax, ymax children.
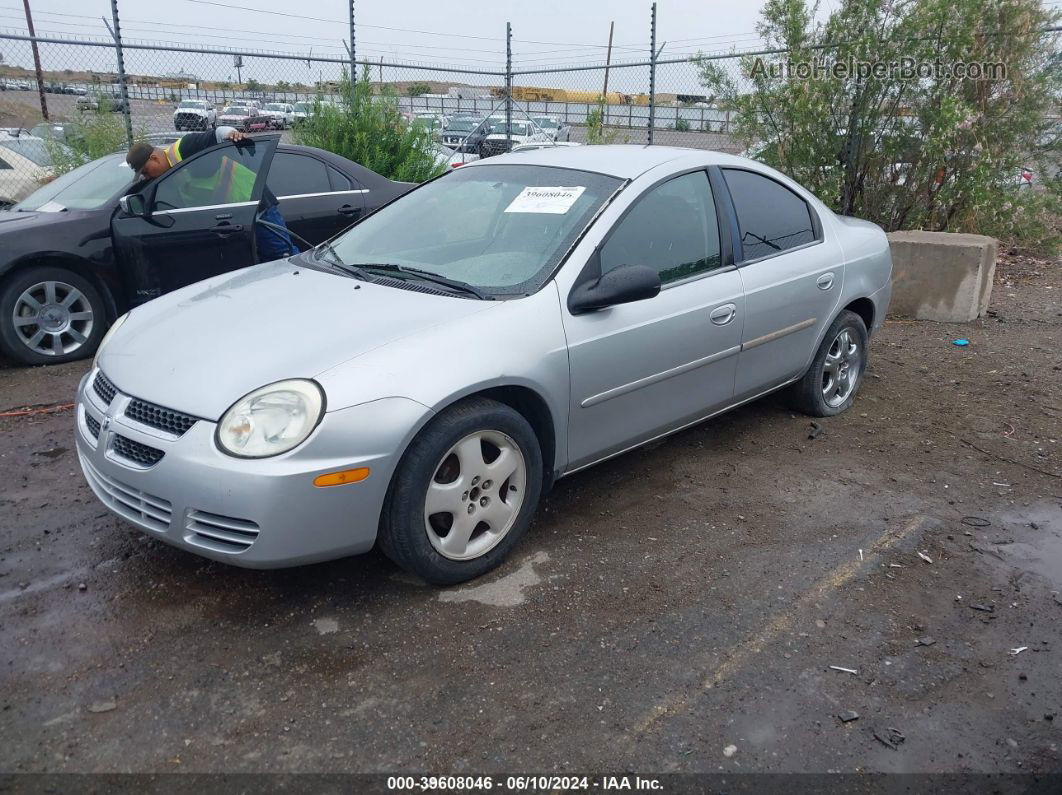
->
<box><xmin>0</xmin><ymin>266</ymin><xmax>107</xmax><ymax>365</ymax></box>
<box><xmin>787</xmin><ymin>310</ymin><xmax>868</xmax><ymax>417</ymax></box>
<box><xmin>378</xmin><ymin>398</ymin><xmax>543</xmax><ymax>585</ymax></box>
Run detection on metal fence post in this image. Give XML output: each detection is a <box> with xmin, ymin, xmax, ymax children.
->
<box><xmin>109</xmin><ymin>0</ymin><xmax>133</xmax><ymax>146</ymax></box>
<box><xmin>648</xmin><ymin>2</ymin><xmax>657</xmax><ymax>145</ymax></box>
<box><xmin>21</xmin><ymin>0</ymin><xmax>48</xmax><ymax>121</ymax></box>
<box><xmin>505</xmin><ymin>22</ymin><xmax>513</xmax><ymax>153</ymax></box>
<box><xmin>348</xmin><ymin>0</ymin><xmax>356</xmax><ymax>79</ymax></box>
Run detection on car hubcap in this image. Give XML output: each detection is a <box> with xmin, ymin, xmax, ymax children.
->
<box><xmin>12</xmin><ymin>280</ymin><xmax>94</xmax><ymax>357</ymax></box>
<box><xmin>821</xmin><ymin>327</ymin><xmax>862</xmax><ymax>407</ymax></box>
<box><xmin>424</xmin><ymin>430</ymin><xmax>526</xmax><ymax>561</ymax></box>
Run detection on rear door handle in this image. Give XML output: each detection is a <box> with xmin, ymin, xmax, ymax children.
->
<box><xmin>211</xmin><ymin>223</ymin><xmax>243</xmax><ymax>236</ymax></box>
<box><xmin>709</xmin><ymin>304</ymin><xmax>737</xmax><ymax>325</ymax></box>
<box><xmin>337</xmin><ymin>204</ymin><xmax>357</xmax><ymax>216</ymax></box>
<box><xmin>816</xmin><ymin>272</ymin><xmax>835</xmax><ymax>290</ymax></box>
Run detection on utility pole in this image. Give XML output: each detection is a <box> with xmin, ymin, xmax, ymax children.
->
<box><xmin>348</xmin><ymin>0</ymin><xmax>356</xmax><ymax>80</ymax></box>
<box><xmin>109</xmin><ymin>0</ymin><xmax>132</xmax><ymax>146</ymax></box>
<box><xmin>648</xmin><ymin>2</ymin><xmax>657</xmax><ymax>145</ymax></box>
<box><xmin>505</xmin><ymin>22</ymin><xmax>512</xmax><ymax>153</ymax></box>
<box><xmin>22</xmin><ymin>0</ymin><xmax>48</xmax><ymax>120</ymax></box>
<box><xmin>602</xmin><ymin>20</ymin><xmax>614</xmax><ymax>101</ymax></box>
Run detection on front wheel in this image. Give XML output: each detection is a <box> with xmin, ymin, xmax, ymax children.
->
<box><xmin>0</xmin><ymin>266</ymin><xmax>108</xmax><ymax>365</ymax></box>
<box><xmin>378</xmin><ymin>398</ymin><xmax>543</xmax><ymax>585</ymax></box>
<box><xmin>787</xmin><ymin>310</ymin><xmax>868</xmax><ymax>417</ymax></box>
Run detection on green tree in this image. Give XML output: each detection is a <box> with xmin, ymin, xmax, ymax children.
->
<box><xmin>293</xmin><ymin>67</ymin><xmax>444</xmax><ymax>183</ymax></box>
<box><xmin>245</xmin><ymin>78</ymin><xmax>262</xmax><ymax>93</ymax></box>
<box><xmin>406</xmin><ymin>82</ymin><xmax>431</xmax><ymax>97</ymax></box>
<box><xmin>697</xmin><ymin>0</ymin><xmax>1060</xmax><ymax>252</ymax></box>
<box><xmin>585</xmin><ymin>99</ymin><xmax>618</xmax><ymax>144</ymax></box>
<box><xmin>44</xmin><ymin>107</ymin><xmax>134</xmax><ymax>176</ymax></box>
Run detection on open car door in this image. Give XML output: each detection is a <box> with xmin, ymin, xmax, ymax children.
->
<box><xmin>111</xmin><ymin>136</ymin><xmax>279</xmax><ymax>305</ymax></box>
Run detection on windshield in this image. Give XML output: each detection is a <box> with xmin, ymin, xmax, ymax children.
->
<box><xmin>445</xmin><ymin>119</ymin><xmax>479</xmax><ymax>133</ymax></box>
<box><xmin>0</xmin><ymin>138</ymin><xmax>57</xmax><ymax>167</ymax></box>
<box><xmin>330</xmin><ymin>164</ymin><xmax>621</xmax><ymax>296</ymax></box>
<box><xmin>179</xmin><ymin>101</ymin><xmax>207</xmax><ymax>109</ymax></box>
<box><xmin>490</xmin><ymin>120</ymin><xmax>531</xmax><ymax>136</ymax></box>
<box><xmin>13</xmin><ymin>155</ymin><xmax>132</xmax><ymax>212</ymax></box>
<box><xmin>533</xmin><ymin>118</ymin><xmax>558</xmax><ymax>129</ymax></box>
<box><xmin>293</xmin><ymin>102</ymin><xmax>312</xmax><ymax>112</ymax></box>
<box><xmin>222</xmin><ymin>106</ymin><xmax>249</xmax><ymax>115</ymax></box>
<box><xmin>265</xmin><ymin>103</ymin><xmax>286</xmax><ymax>111</ymax></box>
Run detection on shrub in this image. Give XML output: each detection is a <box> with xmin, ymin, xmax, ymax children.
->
<box><xmin>696</xmin><ymin>0</ymin><xmax>1060</xmax><ymax>254</ymax></box>
<box><xmin>293</xmin><ymin>68</ymin><xmax>444</xmax><ymax>183</ymax></box>
<box><xmin>674</xmin><ymin>117</ymin><xmax>691</xmax><ymax>132</ymax></box>
<box><xmin>44</xmin><ymin>107</ymin><xmax>130</xmax><ymax>176</ymax></box>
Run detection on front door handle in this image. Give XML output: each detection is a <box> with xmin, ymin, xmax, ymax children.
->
<box><xmin>709</xmin><ymin>303</ymin><xmax>737</xmax><ymax>326</ymax></box>
<box><xmin>816</xmin><ymin>272</ymin><xmax>835</xmax><ymax>290</ymax></box>
<box><xmin>211</xmin><ymin>223</ymin><xmax>243</xmax><ymax>236</ymax></box>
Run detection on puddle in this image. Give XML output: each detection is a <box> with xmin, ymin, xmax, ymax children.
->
<box><xmin>1004</xmin><ymin>531</ymin><xmax>1062</xmax><ymax>589</ymax></box>
<box><xmin>438</xmin><ymin>551</ymin><xmax>549</xmax><ymax>607</ymax></box>
<box><xmin>313</xmin><ymin>617</ymin><xmax>339</xmax><ymax>635</ymax></box>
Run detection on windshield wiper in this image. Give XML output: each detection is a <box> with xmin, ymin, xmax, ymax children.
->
<box><xmin>356</xmin><ymin>263</ymin><xmax>490</xmax><ymax>300</ymax></box>
<box><xmin>312</xmin><ymin>242</ymin><xmax>371</xmax><ymax>281</ymax></box>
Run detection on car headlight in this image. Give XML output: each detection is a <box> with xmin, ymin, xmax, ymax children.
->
<box><xmin>216</xmin><ymin>379</ymin><xmax>325</xmax><ymax>458</ymax></box>
<box><xmin>93</xmin><ymin>312</ymin><xmax>128</xmax><ymax>369</ymax></box>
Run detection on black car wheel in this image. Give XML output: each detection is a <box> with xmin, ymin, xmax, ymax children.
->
<box><xmin>0</xmin><ymin>266</ymin><xmax>108</xmax><ymax>365</ymax></box>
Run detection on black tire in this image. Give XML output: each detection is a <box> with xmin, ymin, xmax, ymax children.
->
<box><xmin>787</xmin><ymin>310</ymin><xmax>869</xmax><ymax>417</ymax></box>
<box><xmin>378</xmin><ymin>397</ymin><xmax>543</xmax><ymax>585</ymax></box>
<box><xmin>0</xmin><ymin>266</ymin><xmax>108</xmax><ymax>366</ymax></box>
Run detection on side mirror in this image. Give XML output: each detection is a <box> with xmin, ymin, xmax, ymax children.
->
<box><xmin>568</xmin><ymin>263</ymin><xmax>661</xmax><ymax>315</ymax></box>
<box><xmin>119</xmin><ymin>193</ymin><xmax>149</xmax><ymax>218</ymax></box>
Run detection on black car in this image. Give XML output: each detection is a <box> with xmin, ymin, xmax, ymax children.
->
<box><xmin>439</xmin><ymin>117</ymin><xmax>489</xmax><ymax>154</ymax></box>
<box><xmin>0</xmin><ymin>136</ymin><xmax>410</xmax><ymax>365</ymax></box>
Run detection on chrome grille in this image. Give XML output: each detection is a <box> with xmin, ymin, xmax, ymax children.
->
<box><xmin>111</xmin><ymin>434</ymin><xmax>165</xmax><ymax>467</ymax></box>
<box><xmin>186</xmin><ymin>509</ymin><xmax>260</xmax><ymax>553</ymax></box>
<box><xmin>93</xmin><ymin>371</ymin><xmax>117</xmax><ymax>404</ymax></box>
<box><xmin>125</xmin><ymin>399</ymin><xmax>197</xmax><ymax>437</ymax></box>
<box><xmin>80</xmin><ymin>455</ymin><xmax>172</xmax><ymax>532</ymax></box>
<box><xmin>85</xmin><ymin>414</ymin><xmax>101</xmax><ymax>439</ymax></box>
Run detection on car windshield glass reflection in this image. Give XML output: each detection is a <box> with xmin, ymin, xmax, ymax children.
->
<box><xmin>13</xmin><ymin>156</ymin><xmax>133</xmax><ymax>211</ymax></box>
<box><xmin>330</xmin><ymin>164</ymin><xmax>621</xmax><ymax>297</ymax></box>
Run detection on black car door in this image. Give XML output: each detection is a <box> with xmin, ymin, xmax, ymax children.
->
<box><xmin>266</xmin><ymin>150</ymin><xmax>366</xmax><ymax>244</ymax></box>
<box><xmin>111</xmin><ymin>137</ymin><xmax>278</xmax><ymax>304</ymax></box>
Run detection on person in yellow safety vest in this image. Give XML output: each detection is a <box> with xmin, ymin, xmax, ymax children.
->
<box><xmin>126</xmin><ymin>125</ymin><xmax>297</xmax><ymax>261</ymax></box>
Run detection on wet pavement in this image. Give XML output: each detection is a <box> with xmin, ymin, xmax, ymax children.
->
<box><xmin>0</xmin><ymin>254</ymin><xmax>1059</xmax><ymax>774</ymax></box>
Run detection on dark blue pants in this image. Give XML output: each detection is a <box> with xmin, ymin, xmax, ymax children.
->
<box><xmin>255</xmin><ymin>205</ymin><xmax>297</xmax><ymax>261</ymax></box>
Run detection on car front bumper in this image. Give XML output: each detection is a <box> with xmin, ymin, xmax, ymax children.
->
<box><xmin>74</xmin><ymin>370</ymin><xmax>431</xmax><ymax>568</ymax></box>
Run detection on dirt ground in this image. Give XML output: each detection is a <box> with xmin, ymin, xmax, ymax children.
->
<box><xmin>0</xmin><ymin>252</ymin><xmax>1059</xmax><ymax>777</ymax></box>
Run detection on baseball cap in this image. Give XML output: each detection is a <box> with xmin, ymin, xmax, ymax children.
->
<box><xmin>126</xmin><ymin>141</ymin><xmax>154</xmax><ymax>175</ymax></box>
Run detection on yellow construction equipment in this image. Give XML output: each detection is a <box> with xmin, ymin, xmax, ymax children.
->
<box><xmin>495</xmin><ymin>86</ymin><xmax>649</xmax><ymax>105</ymax></box>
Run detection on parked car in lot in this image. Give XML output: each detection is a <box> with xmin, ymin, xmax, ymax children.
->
<box><xmin>77</xmin><ymin>145</ymin><xmax>892</xmax><ymax>583</ymax></box>
<box><xmin>439</xmin><ymin>116</ymin><xmax>488</xmax><ymax>153</ymax></box>
<box><xmin>262</xmin><ymin>102</ymin><xmax>296</xmax><ymax>129</ymax></box>
<box><xmin>216</xmin><ymin>105</ymin><xmax>271</xmax><ymax>132</ymax></box>
<box><xmin>291</xmin><ymin>101</ymin><xmax>315</xmax><ymax>124</ymax></box>
<box><xmin>77</xmin><ymin>92</ymin><xmax>128</xmax><ymax>113</ymax></box>
<box><xmin>412</xmin><ymin>112</ymin><xmax>448</xmax><ymax>139</ymax></box>
<box><xmin>0</xmin><ymin>137</ymin><xmax>410</xmax><ymax>365</ymax></box>
<box><xmin>510</xmin><ymin>141</ymin><xmax>581</xmax><ymax>153</ymax></box>
<box><xmin>0</xmin><ymin>145</ymin><xmax>51</xmax><ymax>208</ymax></box>
<box><xmin>173</xmin><ymin>99</ymin><xmax>217</xmax><ymax>131</ymax></box>
<box><xmin>481</xmin><ymin>118</ymin><xmax>552</xmax><ymax>156</ymax></box>
<box><xmin>429</xmin><ymin>143</ymin><xmax>479</xmax><ymax>169</ymax></box>
<box><xmin>530</xmin><ymin>115</ymin><xmax>571</xmax><ymax>142</ymax></box>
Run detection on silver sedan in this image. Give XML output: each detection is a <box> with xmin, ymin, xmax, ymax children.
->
<box><xmin>75</xmin><ymin>146</ymin><xmax>892</xmax><ymax>584</ymax></box>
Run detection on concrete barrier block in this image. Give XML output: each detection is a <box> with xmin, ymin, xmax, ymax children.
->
<box><xmin>886</xmin><ymin>231</ymin><xmax>997</xmax><ymax>322</ymax></box>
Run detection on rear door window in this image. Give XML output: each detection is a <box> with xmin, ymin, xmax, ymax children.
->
<box><xmin>722</xmin><ymin>168</ymin><xmax>817</xmax><ymax>261</ymax></box>
<box><xmin>266</xmin><ymin>152</ymin><xmax>331</xmax><ymax>197</ymax></box>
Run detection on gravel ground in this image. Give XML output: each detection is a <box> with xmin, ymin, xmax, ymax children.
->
<box><xmin>0</xmin><ymin>252</ymin><xmax>1059</xmax><ymax>776</ymax></box>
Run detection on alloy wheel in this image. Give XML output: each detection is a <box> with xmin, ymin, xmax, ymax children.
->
<box><xmin>11</xmin><ymin>280</ymin><xmax>95</xmax><ymax>357</ymax></box>
<box><xmin>424</xmin><ymin>430</ymin><xmax>527</xmax><ymax>561</ymax></box>
<box><xmin>821</xmin><ymin>327</ymin><xmax>862</xmax><ymax>407</ymax></box>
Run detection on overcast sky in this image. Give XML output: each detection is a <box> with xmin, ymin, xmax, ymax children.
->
<box><xmin>2</xmin><ymin>0</ymin><xmax>771</xmax><ymax>68</ymax></box>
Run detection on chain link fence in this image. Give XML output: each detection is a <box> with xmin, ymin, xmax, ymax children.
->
<box><xmin>0</xmin><ymin>30</ymin><xmax>770</xmax><ymax>205</ymax></box>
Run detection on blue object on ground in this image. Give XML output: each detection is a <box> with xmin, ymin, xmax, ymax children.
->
<box><xmin>952</xmin><ymin>339</ymin><xmax>970</xmax><ymax>346</ymax></box>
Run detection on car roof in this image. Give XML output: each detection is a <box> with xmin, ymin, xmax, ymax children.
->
<box><xmin>463</xmin><ymin>144</ymin><xmax>750</xmax><ymax>179</ymax></box>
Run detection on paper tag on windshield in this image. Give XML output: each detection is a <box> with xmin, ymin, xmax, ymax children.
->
<box><xmin>505</xmin><ymin>186</ymin><xmax>586</xmax><ymax>214</ymax></box>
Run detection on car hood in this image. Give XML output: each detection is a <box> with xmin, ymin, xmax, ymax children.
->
<box><xmin>98</xmin><ymin>259</ymin><xmax>499</xmax><ymax>420</ymax></box>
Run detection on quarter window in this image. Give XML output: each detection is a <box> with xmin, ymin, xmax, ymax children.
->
<box><xmin>722</xmin><ymin>168</ymin><xmax>816</xmax><ymax>260</ymax></box>
<box><xmin>601</xmin><ymin>170</ymin><xmax>721</xmax><ymax>284</ymax></box>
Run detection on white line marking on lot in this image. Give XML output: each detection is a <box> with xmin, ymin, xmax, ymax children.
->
<box><xmin>632</xmin><ymin>514</ymin><xmax>934</xmax><ymax>737</ymax></box>
<box><xmin>438</xmin><ymin>551</ymin><xmax>549</xmax><ymax>607</ymax></box>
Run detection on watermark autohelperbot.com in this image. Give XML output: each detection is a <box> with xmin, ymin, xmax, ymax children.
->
<box><xmin>749</xmin><ymin>57</ymin><xmax>1007</xmax><ymax>81</ymax></box>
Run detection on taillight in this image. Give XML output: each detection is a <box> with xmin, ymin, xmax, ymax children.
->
<box><xmin>451</xmin><ymin>162</ymin><xmax>463</xmax><ymax>168</ymax></box>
